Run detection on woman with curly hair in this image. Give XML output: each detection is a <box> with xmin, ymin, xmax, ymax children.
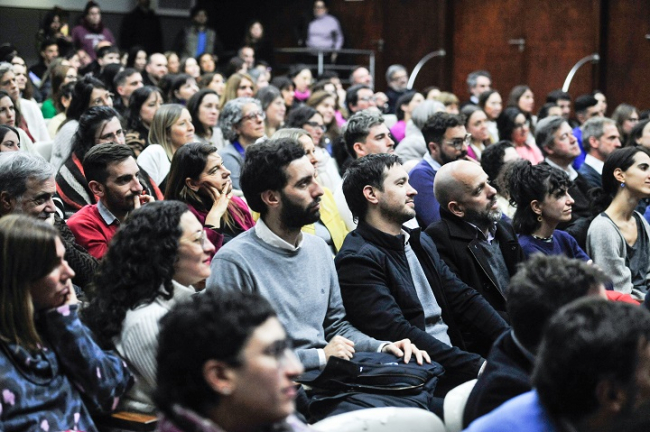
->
<box><xmin>165</xmin><ymin>143</ymin><xmax>254</xmax><ymax>257</ymax></box>
<box><xmin>82</xmin><ymin>201</ymin><xmax>215</xmax><ymax>413</ymax></box>
<box><xmin>0</xmin><ymin>215</ymin><xmax>132</xmax><ymax>431</ymax></box>
<box><xmin>506</xmin><ymin>159</ymin><xmax>585</xmax><ymax>261</ymax></box>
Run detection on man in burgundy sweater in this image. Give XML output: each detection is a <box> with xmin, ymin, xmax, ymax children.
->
<box><xmin>68</xmin><ymin>143</ymin><xmax>154</xmax><ymax>259</ymax></box>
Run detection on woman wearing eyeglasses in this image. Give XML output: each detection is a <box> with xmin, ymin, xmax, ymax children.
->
<box><xmin>285</xmin><ymin>105</ymin><xmax>342</xmax><ymax>191</ymax></box>
<box><xmin>218</xmin><ymin>97</ymin><xmax>266</xmax><ymax>190</ymax></box>
<box><xmin>256</xmin><ymin>85</ymin><xmax>286</xmax><ymax>138</ymax></box>
<box><xmin>83</xmin><ymin>201</ymin><xmax>215</xmax><ymax>413</ymax></box>
<box><xmin>497</xmin><ymin>106</ymin><xmax>543</xmax><ymax>165</ymax></box>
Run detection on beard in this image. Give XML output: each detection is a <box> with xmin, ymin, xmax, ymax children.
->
<box><xmin>463</xmin><ymin>200</ymin><xmax>502</xmax><ymax>228</ymax></box>
<box><xmin>440</xmin><ymin>148</ymin><xmax>467</xmax><ymax>165</ymax></box>
<box><xmin>379</xmin><ymin>200</ymin><xmax>416</xmax><ymax>227</ymax></box>
<box><xmin>279</xmin><ymin>191</ymin><xmax>321</xmax><ymax>229</ymax></box>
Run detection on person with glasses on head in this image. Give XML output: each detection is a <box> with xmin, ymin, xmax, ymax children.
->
<box><xmin>410</xmin><ymin>112</ymin><xmax>472</xmax><ymax>228</ymax></box>
<box><xmin>497</xmin><ymin>106</ymin><xmax>543</xmax><ymax>165</ymax></box>
<box><xmin>218</xmin><ymin>97</ymin><xmax>265</xmax><ymax>190</ymax></box>
<box><xmin>51</xmin><ymin>75</ymin><xmax>114</xmax><ymax>170</ymax></box>
<box><xmin>82</xmin><ymin>200</ymin><xmax>215</xmax><ymax>414</ymax></box>
<box><xmin>56</xmin><ymin>106</ymin><xmax>162</xmax><ymax>214</ymax></box>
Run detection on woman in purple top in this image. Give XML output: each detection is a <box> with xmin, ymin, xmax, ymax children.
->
<box><xmin>505</xmin><ymin>159</ymin><xmax>589</xmax><ymax>261</ymax></box>
<box><xmin>71</xmin><ymin>1</ymin><xmax>115</xmax><ymax>60</ymax></box>
<box><xmin>165</xmin><ymin>142</ymin><xmax>255</xmax><ymax>258</ymax></box>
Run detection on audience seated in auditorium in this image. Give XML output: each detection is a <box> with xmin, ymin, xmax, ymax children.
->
<box><xmin>83</xmin><ymin>201</ymin><xmax>214</xmax><ymax>413</ymax></box>
<box><xmin>465</xmin><ymin>298</ymin><xmax>650</xmax><ymax>432</ymax></box>
<box><xmin>206</xmin><ymin>138</ymin><xmax>425</xmax><ymax>378</ymax></box>
<box><xmin>537</xmin><ymin>116</ymin><xmax>594</xmax><ymax>248</ymax></box>
<box><xmin>51</xmin><ymin>75</ymin><xmax>114</xmax><ymax>169</ymax></box>
<box><xmin>578</xmin><ymin>117</ymin><xmax>621</xmax><ymax>189</ymax></box>
<box><xmin>335</xmin><ymin>110</ymin><xmax>395</xmax><ymax>229</ymax></box>
<box><xmin>0</xmin><ymin>215</ymin><xmax>132</xmax><ymax>431</ymax></box>
<box><xmin>154</xmin><ymin>290</ymin><xmax>309</xmax><ymax>432</ymax></box>
<box><xmin>588</xmin><ymin>147</ymin><xmax>650</xmax><ymax>300</ymax></box>
<box><xmin>463</xmin><ymin>255</ymin><xmax>608</xmax><ymax>427</ymax></box>
<box><xmin>336</xmin><ymin>153</ymin><xmax>509</xmax><ymax>395</ymax></box>
<box><xmin>124</xmin><ymin>85</ymin><xmax>163</xmax><ymax>156</ymax></box>
<box><xmin>463</xmin><ymin>70</ymin><xmax>492</xmax><ymax>108</ymax></box>
<box><xmin>165</xmin><ymin>142</ymin><xmax>254</xmax><ymax>258</ymax></box>
<box><xmin>217</xmin><ymin>97</ymin><xmax>265</xmax><ymax>190</ymax></box>
<box><xmin>137</xmin><ymin>104</ymin><xmax>195</xmax><ymax>189</ymax></box>
<box><xmin>426</xmin><ymin>160</ymin><xmax>524</xmax><ymax>322</ymax></box>
<box><xmin>272</xmin><ymin>128</ymin><xmax>348</xmax><ymax>253</ymax></box>
<box><xmin>0</xmin><ymin>151</ymin><xmax>97</xmax><ymax>289</ymax></box>
<box><xmin>410</xmin><ymin>112</ymin><xmax>469</xmax><ymax>228</ymax></box>
<box><xmin>71</xmin><ymin>1</ymin><xmax>116</xmax><ymax>60</ymax></box>
<box><xmin>68</xmin><ymin>143</ymin><xmax>155</xmax><ymax>259</ymax></box>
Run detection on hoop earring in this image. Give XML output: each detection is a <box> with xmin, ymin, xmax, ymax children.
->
<box><xmin>537</xmin><ymin>215</ymin><xmax>543</xmax><ymax>222</ymax></box>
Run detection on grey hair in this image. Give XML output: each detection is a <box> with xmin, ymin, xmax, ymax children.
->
<box><xmin>271</xmin><ymin>127</ymin><xmax>309</xmax><ymax>142</ymax></box>
<box><xmin>466</xmin><ymin>70</ymin><xmax>492</xmax><ymax>92</ymax></box>
<box><xmin>582</xmin><ymin>117</ymin><xmax>616</xmax><ymax>150</ymax></box>
<box><xmin>256</xmin><ymin>85</ymin><xmax>281</xmax><ymax>111</ymax></box>
<box><xmin>535</xmin><ymin>116</ymin><xmax>566</xmax><ymax>156</ymax></box>
<box><xmin>411</xmin><ymin>100</ymin><xmax>445</xmax><ymax>130</ymax></box>
<box><xmin>385</xmin><ymin>64</ymin><xmax>406</xmax><ymax>83</ymax></box>
<box><xmin>343</xmin><ymin>110</ymin><xmax>385</xmax><ymax>152</ymax></box>
<box><xmin>0</xmin><ymin>152</ymin><xmax>55</xmax><ymax>201</ymax></box>
<box><xmin>219</xmin><ymin>97</ymin><xmax>262</xmax><ymax>142</ymax></box>
<box><xmin>0</xmin><ymin>62</ymin><xmax>13</xmax><ymax>80</ymax></box>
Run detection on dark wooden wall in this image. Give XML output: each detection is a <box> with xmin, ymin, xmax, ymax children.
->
<box><xmin>1</xmin><ymin>0</ymin><xmax>648</xmax><ymax>112</ymax></box>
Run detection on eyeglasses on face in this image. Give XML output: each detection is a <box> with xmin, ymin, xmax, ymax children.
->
<box><xmin>443</xmin><ymin>133</ymin><xmax>472</xmax><ymax>150</ymax></box>
<box><xmin>240</xmin><ymin>110</ymin><xmax>265</xmax><ymax>122</ymax></box>
<box><xmin>304</xmin><ymin>121</ymin><xmax>326</xmax><ymax>132</ymax></box>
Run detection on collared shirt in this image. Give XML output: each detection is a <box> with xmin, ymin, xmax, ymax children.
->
<box><xmin>465</xmin><ymin>221</ymin><xmax>497</xmax><ymax>244</ymax></box>
<box><xmin>545</xmin><ymin>158</ymin><xmax>578</xmax><ymax>181</ymax></box>
<box><xmin>97</xmin><ymin>200</ymin><xmax>119</xmax><ymax>226</ymax></box>
<box><xmin>423</xmin><ymin>152</ymin><xmax>442</xmax><ymax>171</ymax></box>
<box><xmin>584</xmin><ymin>154</ymin><xmax>604</xmax><ymax>175</ymax></box>
<box><xmin>254</xmin><ymin>218</ymin><xmax>304</xmax><ymax>251</ymax></box>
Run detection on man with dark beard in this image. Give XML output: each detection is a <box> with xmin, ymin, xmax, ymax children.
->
<box><xmin>335</xmin><ymin>154</ymin><xmax>509</xmax><ymax>397</ymax></box>
<box><xmin>425</xmin><ymin>160</ymin><xmax>524</xmax><ymax>328</ymax></box>
<box><xmin>409</xmin><ymin>112</ymin><xmax>471</xmax><ymax>228</ymax></box>
<box><xmin>206</xmin><ymin>138</ymin><xmax>425</xmax><ymax>374</ymax></box>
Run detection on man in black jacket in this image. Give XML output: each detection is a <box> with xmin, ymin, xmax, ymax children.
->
<box><xmin>462</xmin><ymin>255</ymin><xmax>608</xmax><ymax>427</ymax></box>
<box><xmin>335</xmin><ymin>153</ymin><xmax>509</xmax><ymax>395</ymax></box>
<box><xmin>426</xmin><ymin>160</ymin><xmax>524</xmax><ymax>328</ymax></box>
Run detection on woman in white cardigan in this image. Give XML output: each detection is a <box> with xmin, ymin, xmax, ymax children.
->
<box><xmin>587</xmin><ymin>146</ymin><xmax>650</xmax><ymax>300</ymax></box>
<box><xmin>82</xmin><ymin>201</ymin><xmax>215</xmax><ymax>413</ymax></box>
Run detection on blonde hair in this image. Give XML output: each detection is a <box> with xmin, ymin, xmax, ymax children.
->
<box><xmin>149</xmin><ymin>104</ymin><xmax>186</xmax><ymax>160</ymax></box>
<box><xmin>0</xmin><ymin>215</ymin><xmax>59</xmax><ymax>351</ymax></box>
<box><xmin>219</xmin><ymin>73</ymin><xmax>256</xmax><ymax>110</ymax></box>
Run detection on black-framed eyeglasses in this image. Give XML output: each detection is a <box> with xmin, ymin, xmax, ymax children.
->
<box><xmin>305</xmin><ymin>121</ymin><xmax>327</xmax><ymax>132</ymax></box>
<box><xmin>442</xmin><ymin>133</ymin><xmax>471</xmax><ymax>150</ymax></box>
<box><xmin>240</xmin><ymin>110</ymin><xmax>265</xmax><ymax>122</ymax></box>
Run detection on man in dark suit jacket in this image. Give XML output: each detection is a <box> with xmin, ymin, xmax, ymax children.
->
<box><xmin>462</xmin><ymin>255</ymin><xmax>609</xmax><ymax>427</ymax></box>
<box><xmin>425</xmin><ymin>160</ymin><xmax>524</xmax><ymax>331</ymax></box>
<box><xmin>577</xmin><ymin>117</ymin><xmax>622</xmax><ymax>190</ymax></box>
<box><xmin>335</xmin><ymin>154</ymin><xmax>509</xmax><ymax>395</ymax></box>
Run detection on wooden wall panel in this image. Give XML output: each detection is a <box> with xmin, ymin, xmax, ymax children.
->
<box><xmin>604</xmin><ymin>1</ymin><xmax>650</xmax><ymax>112</ymax></box>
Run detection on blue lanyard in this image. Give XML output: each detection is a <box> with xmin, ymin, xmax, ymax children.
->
<box><xmin>232</xmin><ymin>140</ymin><xmax>246</xmax><ymax>159</ymax></box>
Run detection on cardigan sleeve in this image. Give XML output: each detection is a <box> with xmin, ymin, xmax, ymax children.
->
<box><xmin>587</xmin><ymin>214</ymin><xmax>633</xmax><ymax>295</ymax></box>
<box><xmin>41</xmin><ymin>304</ymin><xmax>133</xmax><ymax>413</ymax></box>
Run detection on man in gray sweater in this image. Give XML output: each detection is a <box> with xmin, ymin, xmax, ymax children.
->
<box><xmin>206</xmin><ymin>138</ymin><xmax>428</xmax><ymax>371</ymax></box>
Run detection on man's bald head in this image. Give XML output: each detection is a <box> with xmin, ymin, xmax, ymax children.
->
<box><xmin>434</xmin><ymin>160</ymin><xmax>480</xmax><ymax>210</ymax></box>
